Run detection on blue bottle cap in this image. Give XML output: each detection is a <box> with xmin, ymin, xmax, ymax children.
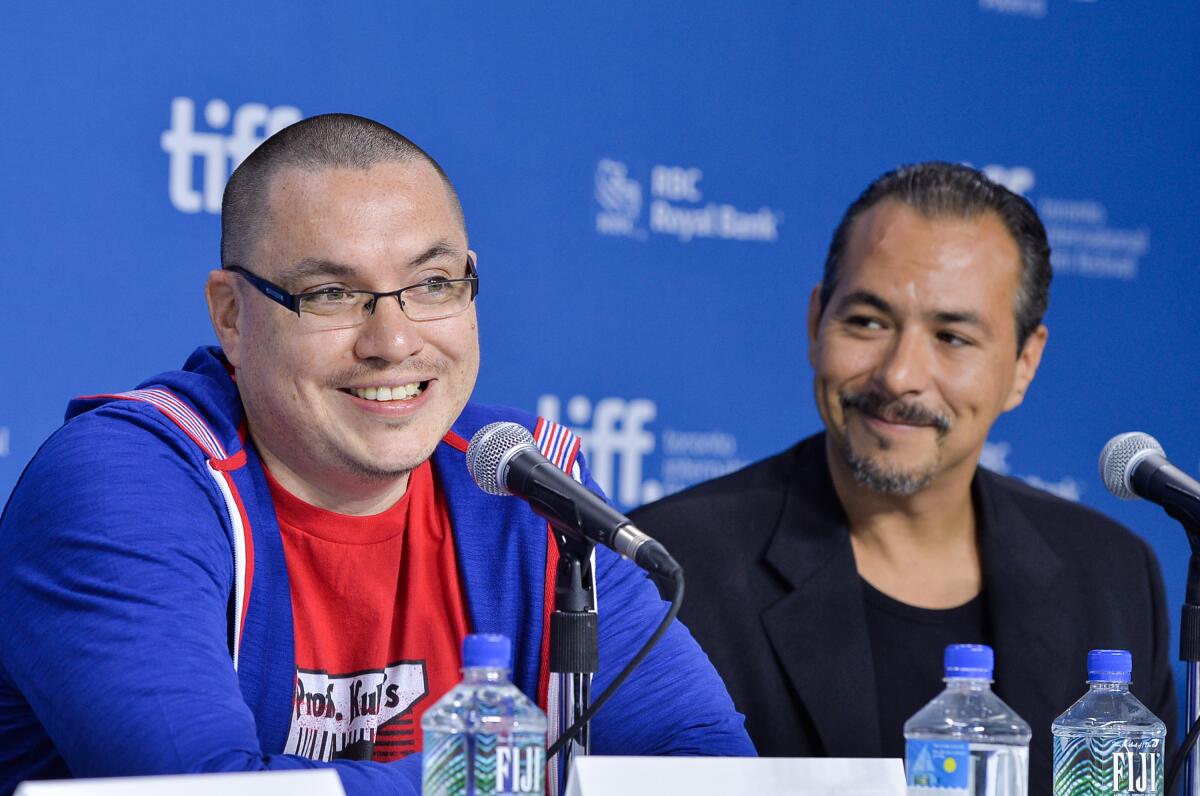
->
<box><xmin>463</xmin><ymin>633</ymin><xmax>512</xmax><ymax>669</ymax></box>
<box><xmin>1087</xmin><ymin>649</ymin><xmax>1132</xmax><ymax>683</ymax></box>
<box><xmin>944</xmin><ymin>644</ymin><xmax>994</xmax><ymax>678</ymax></box>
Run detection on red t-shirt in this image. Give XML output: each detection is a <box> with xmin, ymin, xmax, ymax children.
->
<box><xmin>265</xmin><ymin>461</ymin><xmax>470</xmax><ymax>762</ymax></box>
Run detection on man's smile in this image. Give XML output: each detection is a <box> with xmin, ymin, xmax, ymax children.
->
<box><xmin>859</xmin><ymin>408</ymin><xmax>938</xmax><ymax>434</ymax></box>
<box><xmin>343</xmin><ymin>381</ymin><xmax>430</xmax><ymax>402</ymax></box>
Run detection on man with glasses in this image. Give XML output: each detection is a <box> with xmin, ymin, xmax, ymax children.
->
<box><xmin>0</xmin><ymin>114</ymin><xmax>752</xmax><ymax>795</ymax></box>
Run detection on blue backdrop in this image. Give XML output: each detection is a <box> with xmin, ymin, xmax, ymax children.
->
<box><xmin>3</xmin><ymin>1</ymin><xmax>1198</xmax><ymax>724</ymax></box>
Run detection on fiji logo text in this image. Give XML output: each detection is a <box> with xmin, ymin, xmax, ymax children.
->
<box><xmin>1113</xmin><ymin>751</ymin><xmax>1158</xmax><ymax>794</ymax></box>
<box><xmin>496</xmin><ymin>744</ymin><xmax>544</xmax><ymax>794</ymax></box>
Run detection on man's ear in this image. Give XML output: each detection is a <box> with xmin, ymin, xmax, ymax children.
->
<box><xmin>807</xmin><ymin>284</ymin><xmax>824</xmax><ymax>368</ymax></box>
<box><xmin>1004</xmin><ymin>324</ymin><xmax>1049</xmax><ymax>412</ymax></box>
<box><xmin>206</xmin><ymin>270</ymin><xmax>243</xmax><ymax>368</ymax></box>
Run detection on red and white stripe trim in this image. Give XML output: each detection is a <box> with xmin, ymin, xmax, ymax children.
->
<box><xmin>84</xmin><ymin>387</ymin><xmax>249</xmax><ymax>668</ymax></box>
<box><xmin>114</xmin><ymin>389</ymin><xmax>229</xmax><ymax>461</ymax></box>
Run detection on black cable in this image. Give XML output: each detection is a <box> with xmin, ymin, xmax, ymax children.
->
<box><xmin>546</xmin><ymin>571</ymin><xmax>684</xmax><ymax>760</ymax></box>
<box><xmin>1167</xmin><ymin>715</ymin><xmax>1200</xmax><ymax>796</ymax></box>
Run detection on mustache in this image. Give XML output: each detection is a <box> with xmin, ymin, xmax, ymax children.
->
<box><xmin>325</xmin><ymin>357</ymin><xmax>448</xmax><ymax>387</ymax></box>
<box><xmin>840</xmin><ymin>390</ymin><xmax>952</xmax><ymax>435</ymax></box>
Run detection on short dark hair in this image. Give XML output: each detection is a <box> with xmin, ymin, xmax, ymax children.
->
<box><xmin>220</xmin><ymin>113</ymin><xmax>465</xmax><ymax>268</ymax></box>
<box><xmin>819</xmin><ymin>162</ymin><xmax>1051</xmax><ymax>353</ymax></box>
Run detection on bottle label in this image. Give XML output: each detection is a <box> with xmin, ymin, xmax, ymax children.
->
<box><xmin>491</xmin><ymin>740</ymin><xmax>546</xmax><ymax>794</ymax></box>
<box><xmin>1053</xmin><ymin>735</ymin><xmax>1163</xmax><ymax>796</ymax></box>
<box><xmin>906</xmin><ymin>739</ymin><xmax>971</xmax><ymax>792</ymax></box>
<box><xmin>422</xmin><ymin>733</ymin><xmax>546</xmax><ymax>796</ymax></box>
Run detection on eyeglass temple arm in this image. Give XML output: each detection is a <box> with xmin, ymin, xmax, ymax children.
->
<box><xmin>226</xmin><ymin>266</ymin><xmax>300</xmax><ymax>313</ymax></box>
<box><xmin>467</xmin><ymin>255</ymin><xmax>479</xmax><ymax>299</ymax></box>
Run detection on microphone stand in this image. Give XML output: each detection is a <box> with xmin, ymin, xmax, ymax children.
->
<box><xmin>549</xmin><ymin>533</ymin><xmax>598</xmax><ymax>793</ymax></box>
<box><xmin>1182</xmin><ymin>554</ymin><xmax>1200</xmax><ymax>796</ymax></box>
<box><xmin>1162</xmin><ymin>501</ymin><xmax>1200</xmax><ymax>796</ymax></box>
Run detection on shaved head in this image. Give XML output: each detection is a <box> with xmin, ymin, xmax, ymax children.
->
<box><xmin>220</xmin><ymin>113</ymin><xmax>465</xmax><ymax>269</ymax></box>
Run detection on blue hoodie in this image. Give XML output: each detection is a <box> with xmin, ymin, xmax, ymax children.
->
<box><xmin>0</xmin><ymin>347</ymin><xmax>753</xmax><ymax>795</ymax></box>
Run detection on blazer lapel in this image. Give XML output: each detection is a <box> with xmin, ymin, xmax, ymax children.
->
<box><xmin>760</xmin><ymin>438</ymin><xmax>882</xmax><ymax>757</ymax></box>
<box><xmin>977</xmin><ymin>471</ymin><xmax>1071</xmax><ymax>723</ymax></box>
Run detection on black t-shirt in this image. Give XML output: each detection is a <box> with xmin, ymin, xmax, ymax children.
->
<box><xmin>861</xmin><ymin>577</ymin><xmax>992</xmax><ymax>760</ymax></box>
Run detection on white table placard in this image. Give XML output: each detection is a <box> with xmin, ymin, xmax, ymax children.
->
<box><xmin>15</xmin><ymin>769</ymin><xmax>345</xmax><ymax>796</ymax></box>
<box><xmin>566</xmin><ymin>756</ymin><xmax>906</xmax><ymax>796</ymax></box>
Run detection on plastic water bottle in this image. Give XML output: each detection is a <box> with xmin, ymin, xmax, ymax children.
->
<box><xmin>1051</xmin><ymin>649</ymin><xmax>1165</xmax><ymax>796</ymax></box>
<box><xmin>422</xmin><ymin>634</ymin><xmax>547</xmax><ymax>796</ymax></box>
<box><xmin>904</xmin><ymin>644</ymin><xmax>1032</xmax><ymax>796</ymax></box>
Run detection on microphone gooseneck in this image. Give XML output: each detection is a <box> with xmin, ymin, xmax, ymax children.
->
<box><xmin>467</xmin><ymin>421</ymin><xmax>686</xmax><ymax>765</ymax></box>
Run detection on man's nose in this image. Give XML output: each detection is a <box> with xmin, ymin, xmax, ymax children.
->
<box><xmin>352</xmin><ymin>295</ymin><xmax>425</xmax><ymax>362</ymax></box>
<box><xmin>871</xmin><ymin>328</ymin><xmax>932</xmax><ymax>397</ymax></box>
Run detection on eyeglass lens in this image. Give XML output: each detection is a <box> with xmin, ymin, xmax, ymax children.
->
<box><xmin>296</xmin><ymin>280</ymin><xmax>475</xmax><ymax>329</ymax></box>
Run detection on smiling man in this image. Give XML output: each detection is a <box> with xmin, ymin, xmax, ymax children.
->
<box><xmin>0</xmin><ymin>114</ymin><xmax>752</xmax><ymax>795</ymax></box>
<box><xmin>630</xmin><ymin>162</ymin><xmax>1175</xmax><ymax>796</ymax></box>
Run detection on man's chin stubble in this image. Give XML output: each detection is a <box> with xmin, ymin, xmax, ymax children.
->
<box><xmin>330</xmin><ymin>443</ymin><xmax>431</xmax><ymax>485</ymax></box>
<box><xmin>845</xmin><ymin>452</ymin><xmax>935</xmax><ymax>495</ymax></box>
<box><xmin>838</xmin><ymin>432</ymin><xmax>939</xmax><ymax>496</ymax></box>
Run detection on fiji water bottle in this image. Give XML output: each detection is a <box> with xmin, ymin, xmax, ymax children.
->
<box><xmin>904</xmin><ymin>644</ymin><xmax>1032</xmax><ymax>796</ymax></box>
<box><xmin>1052</xmin><ymin>650</ymin><xmax>1165</xmax><ymax>796</ymax></box>
<box><xmin>422</xmin><ymin>634</ymin><xmax>547</xmax><ymax>796</ymax></box>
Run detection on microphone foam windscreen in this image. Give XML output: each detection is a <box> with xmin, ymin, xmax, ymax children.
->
<box><xmin>467</xmin><ymin>421</ymin><xmax>535</xmax><ymax>496</ymax></box>
<box><xmin>1099</xmin><ymin>431</ymin><xmax>1165</xmax><ymax>499</ymax></box>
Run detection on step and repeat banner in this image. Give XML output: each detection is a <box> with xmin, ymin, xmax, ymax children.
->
<box><xmin>2</xmin><ymin>1</ymin><xmax>1198</xmax><ymax>707</ymax></box>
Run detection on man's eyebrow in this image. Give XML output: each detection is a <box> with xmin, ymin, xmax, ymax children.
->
<box><xmin>834</xmin><ymin>292</ymin><xmax>992</xmax><ymax>333</ymax></box>
<box><xmin>409</xmin><ymin>241</ymin><xmax>464</xmax><ymax>267</ymax></box>
<box><xmin>276</xmin><ymin>243</ymin><xmax>465</xmax><ymax>288</ymax></box>
<box><xmin>932</xmin><ymin>309</ymin><xmax>989</xmax><ymax>331</ymax></box>
<box><xmin>276</xmin><ymin>259</ymin><xmax>355</xmax><ymax>287</ymax></box>
<box><xmin>834</xmin><ymin>290</ymin><xmax>894</xmax><ymax>316</ymax></box>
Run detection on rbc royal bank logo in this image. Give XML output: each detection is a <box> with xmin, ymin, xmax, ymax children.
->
<box><xmin>594</xmin><ymin>159</ymin><xmax>781</xmax><ymax>243</ymax></box>
<box><xmin>594</xmin><ymin>159</ymin><xmax>644</xmax><ymax>238</ymax></box>
<box><xmin>161</xmin><ymin>97</ymin><xmax>302</xmax><ymax>213</ymax></box>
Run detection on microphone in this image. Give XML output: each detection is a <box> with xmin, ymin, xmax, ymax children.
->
<box><xmin>467</xmin><ymin>422</ymin><xmax>681</xmax><ymax>586</ymax></box>
<box><xmin>1100</xmin><ymin>432</ymin><xmax>1200</xmax><ymax>533</ymax></box>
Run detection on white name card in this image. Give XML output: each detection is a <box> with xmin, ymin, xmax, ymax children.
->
<box><xmin>566</xmin><ymin>756</ymin><xmax>906</xmax><ymax>796</ymax></box>
<box><xmin>15</xmin><ymin>769</ymin><xmax>346</xmax><ymax>796</ymax></box>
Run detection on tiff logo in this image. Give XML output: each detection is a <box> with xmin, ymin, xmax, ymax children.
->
<box><xmin>537</xmin><ymin>395</ymin><xmax>657</xmax><ymax>507</ymax></box>
<box><xmin>161</xmin><ymin>97</ymin><xmax>301</xmax><ymax>214</ymax></box>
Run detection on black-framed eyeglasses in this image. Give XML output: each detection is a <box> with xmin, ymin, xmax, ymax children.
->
<box><xmin>224</xmin><ymin>255</ymin><xmax>479</xmax><ymax>331</ymax></box>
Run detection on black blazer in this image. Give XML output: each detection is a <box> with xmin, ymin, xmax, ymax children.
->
<box><xmin>630</xmin><ymin>434</ymin><xmax>1177</xmax><ymax>796</ymax></box>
